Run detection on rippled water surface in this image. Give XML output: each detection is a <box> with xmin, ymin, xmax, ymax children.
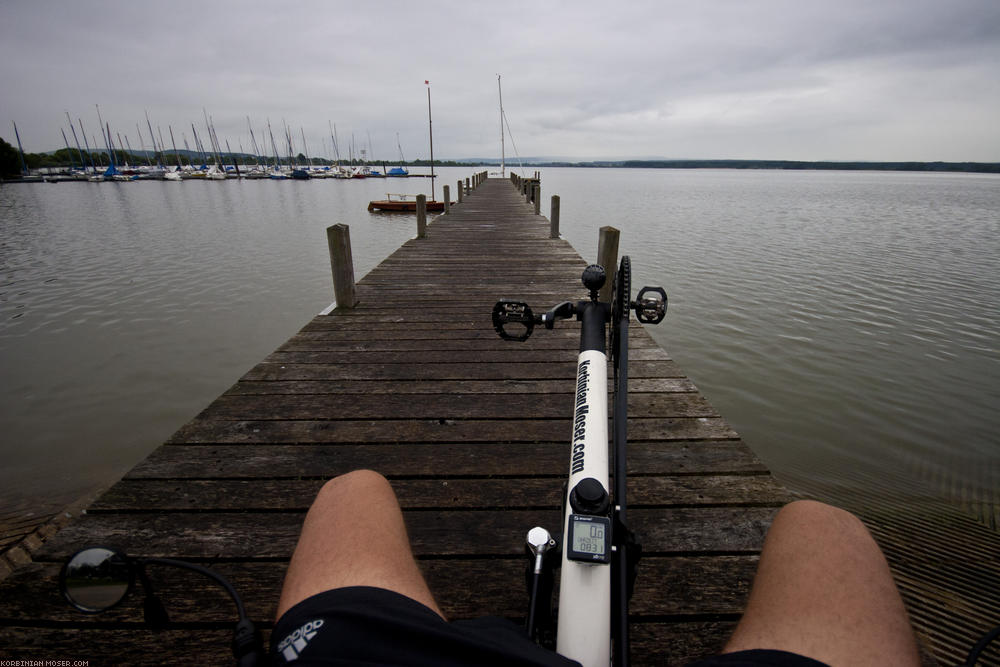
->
<box><xmin>543</xmin><ymin>168</ymin><xmax>999</xmax><ymax>516</ymax></box>
<box><xmin>1</xmin><ymin>168</ymin><xmax>998</xmax><ymax>521</ymax></box>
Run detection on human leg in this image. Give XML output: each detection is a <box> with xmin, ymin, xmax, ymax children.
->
<box><xmin>723</xmin><ymin>500</ymin><xmax>920</xmax><ymax>667</ymax></box>
<box><xmin>275</xmin><ymin>469</ymin><xmax>444</xmax><ymax>620</ymax></box>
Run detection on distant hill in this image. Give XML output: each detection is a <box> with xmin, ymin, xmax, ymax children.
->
<box><xmin>457</xmin><ymin>158</ymin><xmax>1000</xmax><ymax>173</ymax></box>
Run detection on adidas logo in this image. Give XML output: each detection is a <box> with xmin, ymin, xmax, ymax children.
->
<box><xmin>277</xmin><ymin>619</ymin><xmax>325</xmax><ymax>661</ymax></box>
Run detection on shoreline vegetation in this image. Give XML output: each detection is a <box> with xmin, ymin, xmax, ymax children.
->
<box><xmin>546</xmin><ymin>159</ymin><xmax>1000</xmax><ymax>173</ymax></box>
<box><xmin>2</xmin><ymin>137</ymin><xmax>998</xmax><ymax>176</ymax></box>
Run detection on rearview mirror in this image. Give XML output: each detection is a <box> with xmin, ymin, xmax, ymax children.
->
<box><xmin>59</xmin><ymin>547</ymin><xmax>134</xmax><ymax>613</ymax></box>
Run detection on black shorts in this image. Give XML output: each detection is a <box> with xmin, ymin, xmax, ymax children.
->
<box><xmin>270</xmin><ymin>586</ymin><xmax>828</xmax><ymax>667</ymax></box>
<box><xmin>270</xmin><ymin>586</ymin><xmax>580</xmax><ymax>666</ymax></box>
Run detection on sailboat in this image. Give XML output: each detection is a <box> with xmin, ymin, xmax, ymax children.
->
<box><xmin>368</xmin><ymin>82</ymin><xmax>449</xmax><ymax>212</ymax></box>
<box><xmin>387</xmin><ymin>133</ymin><xmax>409</xmax><ymax>177</ymax></box>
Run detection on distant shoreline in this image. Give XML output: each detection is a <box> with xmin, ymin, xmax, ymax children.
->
<box><xmin>488</xmin><ymin>159</ymin><xmax>1000</xmax><ymax>174</ymax></box>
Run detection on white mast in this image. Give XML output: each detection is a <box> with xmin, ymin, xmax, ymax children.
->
<box><xmin>498</xmin><ymin>74</ymin><xmax>506</xmax><ymax>178</ymax></box>
<box><xmin>427</xmin><ymin>80</ymin><xmax>435</xmax><ymax>201</ymax></box>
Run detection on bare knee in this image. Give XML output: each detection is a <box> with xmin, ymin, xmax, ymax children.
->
<box><xmin>316</xmin><ymin>469</ymin><xmax>393</xmax><ymax>504</ymax></box>
<box><xmin>770</xmin><ymin>499</ymin><xmax>873</xmax><ymax>550</ymax></box>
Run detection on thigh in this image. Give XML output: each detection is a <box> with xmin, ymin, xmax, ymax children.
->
<box><xmin>723</xmin><ymin>500</ymin><xmax>919</xmax><ymax>667</ymax></box>
<box><xmin>275</xmin><ymin>470</ymin><xmax>444</xmax><ymax>620</ymax></box>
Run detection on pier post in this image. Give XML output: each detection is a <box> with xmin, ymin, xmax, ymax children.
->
<box><xmin>457</xmin><ymin>180</ymin><xmax>464</xmax><ymax>203</ymax></box>
<box><xmin>443</xmin><ymin>185</ymin><xmax>451</xmax><ymax>214</ymax></box>
<box><xmin>466</xmin><ymin>177</ymin><xmax>471</xmax><ymax>194</ymax></box>
<box><xmin>597</xmin><ymin>226</ymin><xmax>620</xmax><ymax>304</ymax></box>
<box><xmin>416</xmin><ymin>194</ymin><xmax>427</xmax><ymax>239</ymax></box>
<box><xmin>533</xmin><ymin>184</ymin><xmax>541</xmax><ymax>215</ymax></box>
<box><xmin>327</xmin><ymin>224</ymin><xmax>358</xmax><ymax>310</ymax></box>
<box><xmin>550</xmin><ymin>195</ymin><xmax>560</xmax><ymax>238</ymax></box>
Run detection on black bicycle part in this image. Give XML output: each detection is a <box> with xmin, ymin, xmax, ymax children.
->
<box><xmin>611</xmin><ymin>256</ymin><xmax>634</xmax><ymax>667</ymax></box>
<box><xmin>963</xmin><ymin>623</ymin><xmax>1000</xmax><ymax>666</ymax></box>
<box><xmin>60</xmin><ymin>547</ymin><xmax>266</xmax><ymax>666</ymax></box>
<box><xmin>582</xmin><ymin>264</ymin><xmax>606</xmax><ymax>301</ymax></box>
<box><xmin>634</xmin><ymin>286</ymin><xmax>667</xmax><ymax>324</ymax></box>
<box><xmin>524</xmin><ymin>530</ymin><xmax>559</xmax><ymax>649</ymax></box>
<box><xmin>492</xmin><ymin>300</ymin><xmax>536</xmax><ymax>341</ymax></box>
<box><xmin>611</xmin><ymin>256</ymin><xmax>631</xmax><ymax>369</ymax></box>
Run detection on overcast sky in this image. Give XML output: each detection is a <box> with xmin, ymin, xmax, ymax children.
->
<box><xmin>2</xmin><ymin>0</ymin><xmax>998</xmax><ymax>162</ymax></box>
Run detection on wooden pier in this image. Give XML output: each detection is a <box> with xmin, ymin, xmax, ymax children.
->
<box><xmin>4</xmin><ymin>176</ymin><xmax>990</xmax><ymax>665</ymax></box>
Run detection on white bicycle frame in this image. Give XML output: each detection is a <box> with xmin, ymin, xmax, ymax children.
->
<box><xmin>493</xmin><ymin>258</ymin><xmax>665</xmax><ymax>667</ymax></box>
<box><xmin>557</xmin><ymin>347</ymin><xmax>612</xmax><ymax>666</ymax></box>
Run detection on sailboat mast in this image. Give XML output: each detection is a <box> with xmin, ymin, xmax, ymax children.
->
<box><xmin>301</xmin><ymin>127</ymin><xmax>313</xmax><ymax>166</ymax></box>
<box><xmin>498</xmin><ymin>74</ymin><xmax>505</xmax><ymax>178</ymax></box>
<box><xmin>169</xmin><ymin>125</ymin><xmax>182</xmax><ymax>168</ymax></box>
<box><xmin>66</xmin><ymin>112</ymin><xmax>86</xmax><ymax>169</ymax></box>
<box><xmin>61</xmin><ymin>128</ymin><xmax>76</xmax><ymax>169</ymax></box>
<box><xmin>12</xmin><ymin>122</ymin><xmax>29</xmax><ymax>175</ymax></box>
<box><xmin>95</xmin><ymin>105</ymin><xmax>115</xmax><ymax>165</ymax></box>
<box><xmin>427</xmin><ymin>81</ymin><xmax>435</xmax><ymax>201</ymax></box>
<box><xmin>267</xmin><ymin>119</ymin><xmax>280</xmax><ymax>169</ymax></box>
<box><xmin>329</xmin><ymin>121</ymin><xmax>342</xmax><ymax>166</ymax></box>
<box><xmin>136</xmin><ymin>124</ymin><xmax>152</xmax><ymax>166</ymax></box>
<box><xmin>73</xmin><ymin>117</ymin><xmax>94</xmax><ymax>172</ymax></box>
<box><xmin>78</xmin><ymin>119</ymin><xmax>95</xmax><ymax>171</ymax></box>
<box><xmin>145</xmin><ymin>111</ymin><xmax>159</xmax><ymax>166</ymax></box>
<box><xmin>248</xmin><ymin>117</ymin><xmax>262</xmax><ymax>165</ymax></box>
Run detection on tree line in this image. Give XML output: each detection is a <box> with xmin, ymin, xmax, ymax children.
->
<box><xmin>0</xmin><ymin>137</ymin><xmax>483</xmax><ymax>175</ymax></box>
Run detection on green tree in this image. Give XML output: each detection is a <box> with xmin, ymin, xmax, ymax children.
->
<box><xmin>0</xmin><ymin>136</ymin><xmax>22</xmax><ymax>176</ymax></box>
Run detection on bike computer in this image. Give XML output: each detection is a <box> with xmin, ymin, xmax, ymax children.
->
<box><xmin>566</xmin><ymin>514</ymin><xmax>612</xmax><ymax>564</ymax></box>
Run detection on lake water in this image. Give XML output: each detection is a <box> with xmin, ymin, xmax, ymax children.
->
<box><xmin>1</xmin><ymin>168</ymin><xmax>998</xmax><ymax>526</ymax></box>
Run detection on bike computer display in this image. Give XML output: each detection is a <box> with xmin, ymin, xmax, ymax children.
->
<box><xmin>566</xmin><ymin>514</ymin><xmax>612</xmax><ymax>564</ymax></box>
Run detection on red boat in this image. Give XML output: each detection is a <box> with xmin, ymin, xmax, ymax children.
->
<box><xmin>368</xmin><ymin>195</ymin><xmax>449</xmax><ymax>212</ymax></box>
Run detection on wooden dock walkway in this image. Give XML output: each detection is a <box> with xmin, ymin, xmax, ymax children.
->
<box><xmin>0</xmin><ymin>177</ymin><xmax>853</xmax><ymax>664</ymax></box>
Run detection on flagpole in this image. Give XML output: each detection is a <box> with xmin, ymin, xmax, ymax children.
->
<box><xmin>426</xmin><ymin>80</ymin><xmax>435</xmax><ymax>201</ymax></box>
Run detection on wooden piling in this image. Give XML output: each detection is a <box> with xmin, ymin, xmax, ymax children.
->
<box><xmin>326</xmin><ymin>223</ymin><xmax>358</xmax><ymax>310</ymax></box>
<box><xmin>597</xmin><ymin>225</ymin><xmax>620</xmax><ymax>303</ymax></box>
<box><xmin>457</xmin><ymin>180</ymin><xmax>464</xmax><ymax>203</ymax></box>
<box><xmin>416</xmin><ymin>194</ymin><xmax>427</xmax><ymax>239</ymax></box>
<box><xmin>533</xmin><ymin>184</ymin><xmax>541</xmax><ymax>215</ymax></box>
<box><xmin>550</xmin><ymin>195</ymin><xmax>560</xmax><ymax>238</ymax></box>
<box><xmin>443</xmin><ymin>184</ymin><xmax>450</xmax><ymax>214</ymax></box>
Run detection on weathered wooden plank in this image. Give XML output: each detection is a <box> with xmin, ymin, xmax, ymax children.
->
<box><xmin>36</xmin><ymin>507</ymin><xmax>776</xmax><ymax>561</ymax></box>
<box><xmin>0</xmin><ymin>555</ymin><xmax>758</xmax><ymax>625</ymax></box>
<box><xmin>196</xmin><ymin>392</ymin><xmax>717</xmax><ymax>421</ymax></box>
<box><xmin>262</xmin><ymin>347</ymin><xmax>669</xmax><ymax>364</ymax></box>
<box><xmin>225</xmin><ymin>377</ymin><xmax>698</xmax><ymax>396</ymax></box>
<box><xmin>240</xmin><ymin>360</ymin><xmax>687</xmax><ymax>381</ymax></box>
<box><xmin>0</xmin><ymin>627</ymin><xmax>236</xmax><ymax>666</ymax></box>
<box><xmin>89</xmin><ymin>475</ymin><xmax>791</xmax><ymax>512</ymax></box>
<box><xmin>126</xmin><ymin>441</ymin><xmax>768</xmax><ymax>479</ymax></box>
<box><xmin>166</xmin><ymin>417</ymin><xmax>739</xmax><ymax>444</ymax></box>
<box><xmin>276</xmin><ymin>336</ymin><xmax>662</xmax><ymax>353</ymax></box>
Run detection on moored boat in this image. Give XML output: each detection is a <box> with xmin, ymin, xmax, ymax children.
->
<box><xmin>368</xmin><ymin>194</ymin><xmax>448</xmax><ymax>212</ymax></box>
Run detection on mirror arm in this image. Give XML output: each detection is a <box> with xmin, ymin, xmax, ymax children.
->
<box><xmin>136</xmin><ymin>563</ymin><xmax>170</xmax><ymax>630</ymax></box>
<box><xmin>142</xmin><ymin>557</ymin><xmax>248</xmax><ymax>621</ymax></box>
